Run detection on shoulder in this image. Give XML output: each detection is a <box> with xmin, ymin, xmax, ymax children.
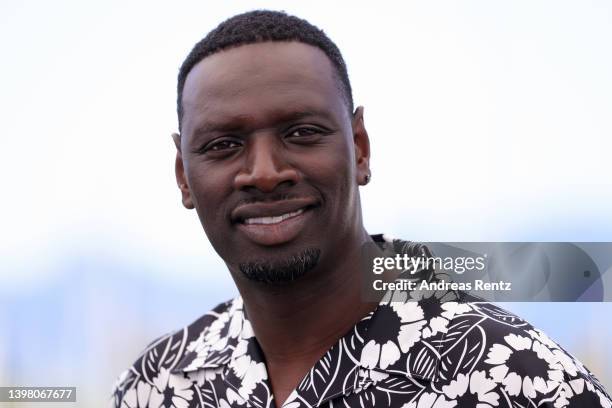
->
<box><xmin>109</xmin><ymin>297</ymin><xmax>239</xmax><ymax>408</ymax></box>
<box><xmin>436</xmin><ymin>297</ymin><xmax>612</xmax><ymax>407</ymax></box>
<box><xmin>377</xmin><ymin>235</ymin><xmax>610</xmax><ymax>406</ymax></box>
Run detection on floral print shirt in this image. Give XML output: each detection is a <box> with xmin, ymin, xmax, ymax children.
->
<box><xmin>111</xmin><ymin>236</ymin><xmax>611</xmax><ymax>408</ymax></box>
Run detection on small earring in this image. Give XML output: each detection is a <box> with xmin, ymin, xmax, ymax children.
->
<box><xmin>363</xmin><ymin>174</ymin><xmax>371</xmax><ymax>185</ymax></box>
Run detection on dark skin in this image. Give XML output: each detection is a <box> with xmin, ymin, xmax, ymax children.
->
<box><xmin>173</xmin><ymin>41</ymin><xmax>375</xmax><ymax>407</ymax></box>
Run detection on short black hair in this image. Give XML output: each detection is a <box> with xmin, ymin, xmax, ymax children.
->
<box><xmin>176</xmin><ymin>10</ymin><xmax>354</xmax><ymax>131</ymax></box>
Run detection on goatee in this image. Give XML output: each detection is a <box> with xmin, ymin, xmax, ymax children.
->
<box><xmin>239</xmin><ymin>248</ymin><xmax>321</xmax><ymax>284</ymax></box>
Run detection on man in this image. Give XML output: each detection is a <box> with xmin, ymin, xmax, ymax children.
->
<box><xmin>111</xmin><ymin>10</ymin><xmax>611</xmax><ymax>408</ymax></box>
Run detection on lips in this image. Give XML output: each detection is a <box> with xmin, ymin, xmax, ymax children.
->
<box><xmin>243</xmin><ymin>208</ymin><xmax>306</xmax><ymax>225</ymax></box>
<box><xmin>231</xmin><ymin>198</ymin><xmax>318</xmax><ymax>246</ymax></box>
<box><xmin>231</xmin><ymin>197</ymin><xmax>318</xmax><ymax>223</ymax></box>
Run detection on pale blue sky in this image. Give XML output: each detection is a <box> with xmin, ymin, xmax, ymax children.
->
<box><xmin>1</xmin><ymin>1</ymin><xmax>611</xmax><ymax>291</ymax></box>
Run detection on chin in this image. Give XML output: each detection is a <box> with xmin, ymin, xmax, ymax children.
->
<box><xmin>237</xmin><ymin>247</ymin><xmax>321</xmax><ymax>285</ymax></box>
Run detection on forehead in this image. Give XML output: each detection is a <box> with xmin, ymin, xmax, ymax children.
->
<box><xmin>181</xmin><ymin>41</ymin><xmax>347</xmax><ymax>136</ymax></box>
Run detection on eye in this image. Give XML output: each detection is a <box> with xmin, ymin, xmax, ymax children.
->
<box><xmin>200</xmin><ymin>138</ymin><xmax>242</xmax><ymax>154</ymax></box>
<box><xmin>288</xmin><ymin>127</ymin><xmax>321</xmax><ymax>138</ymax></box>
<box><xmin>285</xmin><ymin>126</ymin><xmax>328</xmax><ymax>144</ymax></box>
<box><xmin>209</xmin><ymin>140</ymin><xmax>240</xmax><ymax>151</ymax></box>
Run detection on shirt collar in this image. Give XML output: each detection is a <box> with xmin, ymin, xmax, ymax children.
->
<box><xmin>172</xmin><ymin>235</ymin><xmax>465</xmax><ymax>406</ymax></box>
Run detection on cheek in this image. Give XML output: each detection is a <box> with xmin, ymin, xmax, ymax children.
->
<box><xmin>185</xmin><ymin>162</ymin><xmax>233</xmax><ymax>227</ymax></box>
<box><xmin>307</xmin><ymin>142</ymin><xmax>357</xmax><ymax>205</ymax></box>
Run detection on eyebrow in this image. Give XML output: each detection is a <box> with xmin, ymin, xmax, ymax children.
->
<box><xmin>190</xmin><ymin>108</ymin><xmax>335</xmax><ymax>137</ymax></box>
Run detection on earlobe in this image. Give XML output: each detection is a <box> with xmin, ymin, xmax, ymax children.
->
<box><xmin>172</xmin><ymin>133</ymin><xmax>195</xmax><ymax>209</ymax></box>
<box><xmin>352</xmin><ymin>107</ymin><xmax>371</xmax><ymax>186</ymax></box>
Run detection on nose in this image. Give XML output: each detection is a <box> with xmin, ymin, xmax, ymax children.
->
<box><xmin>233</xmin><ymin>134</ymin><xmax>300</xmax><ymax>192</ymax></box>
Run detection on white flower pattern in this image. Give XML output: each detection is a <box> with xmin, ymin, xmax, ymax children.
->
<box><xmin>485</xmin><ymin>333</ymin><xmax>565</xmax><ymax>398</ymax></box>
<box><xmin>111</xmin><ymin>236</ymin><xmax>611</xmax><ymax>408</ymax></box>
<box><xmin>442</xmin><ymin>371</ymin><xmax>500</xmax><ymax>407</ymax></box>
<box><xmin>360</xmin><ymin>300</ymin><xmax>427</xmax><ymax>370</ymax></box>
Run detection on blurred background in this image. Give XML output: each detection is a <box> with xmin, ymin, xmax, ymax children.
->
<box><xmin>1</xmin><ymin>0</ymin><xmax>611</xmax><ymax>406</ymax></box>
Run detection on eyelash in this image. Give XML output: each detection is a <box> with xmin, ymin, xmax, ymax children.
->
<box><xmin>287</xmin><ymin>126</ymin><xmax>324</xmax><ymax>138</ymax></box>
<box><xmin>208</xmin><ymin>140</ymin><xmax>241</xmax><ymax>151</ymax></box>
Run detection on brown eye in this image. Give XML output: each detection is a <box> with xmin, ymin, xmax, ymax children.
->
<box><xmin>288</xmin><ymin>127</ymin><xmax>321</xmax><ymax>138</ymax></box>
<box><xmin>204</xmin><ymin>138</ymin><xmax>242</xmax><ymax>153</ymax></box>
<box><xmin>209</xmin><ymin>140</ymin><xmax>240</xmax><ymax>151</ymax></box>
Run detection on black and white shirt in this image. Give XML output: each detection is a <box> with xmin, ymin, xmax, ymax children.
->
<box><xmin>111</xmin><ymin>237</ymin><xmax>611</xmax><ymax>408</ymax></box>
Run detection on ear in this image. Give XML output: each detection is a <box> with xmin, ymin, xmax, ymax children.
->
<box><xmin>172</xmin><ymin>132</ymin><xmax>194</xmax><ymax>209</ymax></box>
<box><xmin>352</xmin><ymin>106</ymin><xmax>371</xmax><ymax>185</ymax></box>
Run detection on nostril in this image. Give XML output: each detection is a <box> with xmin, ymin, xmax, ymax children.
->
<box><xmin>234</xmin><ymin>166</ymin><xmax>300</xmax><ymax>193</ymax></box>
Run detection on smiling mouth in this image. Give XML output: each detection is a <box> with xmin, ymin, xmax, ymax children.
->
<box><xmin>233</xmin><ymin>201</ymin><xmax>317</xmax><ymax>246</ymax></box>
<box><xmin>243</xmin><ymin>208</ymin><xmax>306</xmax><ymax>225</ymax></box>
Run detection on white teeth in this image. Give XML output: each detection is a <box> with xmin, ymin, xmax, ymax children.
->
<box><xmin>244</xmin><ymin>208</ymin><xmax>305</xmax><ymax>225</ymax></box>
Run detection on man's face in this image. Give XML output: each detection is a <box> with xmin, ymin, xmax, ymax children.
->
<box><xmin>175</xmin><ymin>41</ymin><xmax>370</xmax><ymax>282</ymax></box>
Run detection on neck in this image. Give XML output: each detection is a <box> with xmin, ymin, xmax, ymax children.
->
<box><xmin>233</xmin><ymin>228</ymin><xmax>377</xmax><ymax>362</ymax></box>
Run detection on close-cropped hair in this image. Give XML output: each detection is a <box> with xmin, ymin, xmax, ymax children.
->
<box><xmin>176</xmin><ymin>9</ymin><xmax>354</xmax><ymax>131</ymax></box>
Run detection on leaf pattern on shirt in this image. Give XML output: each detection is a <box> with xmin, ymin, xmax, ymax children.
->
<box><xmin>111</xmin><ymin>237</ymin><xmax>611</xmax><ymax>408</ymax></box>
